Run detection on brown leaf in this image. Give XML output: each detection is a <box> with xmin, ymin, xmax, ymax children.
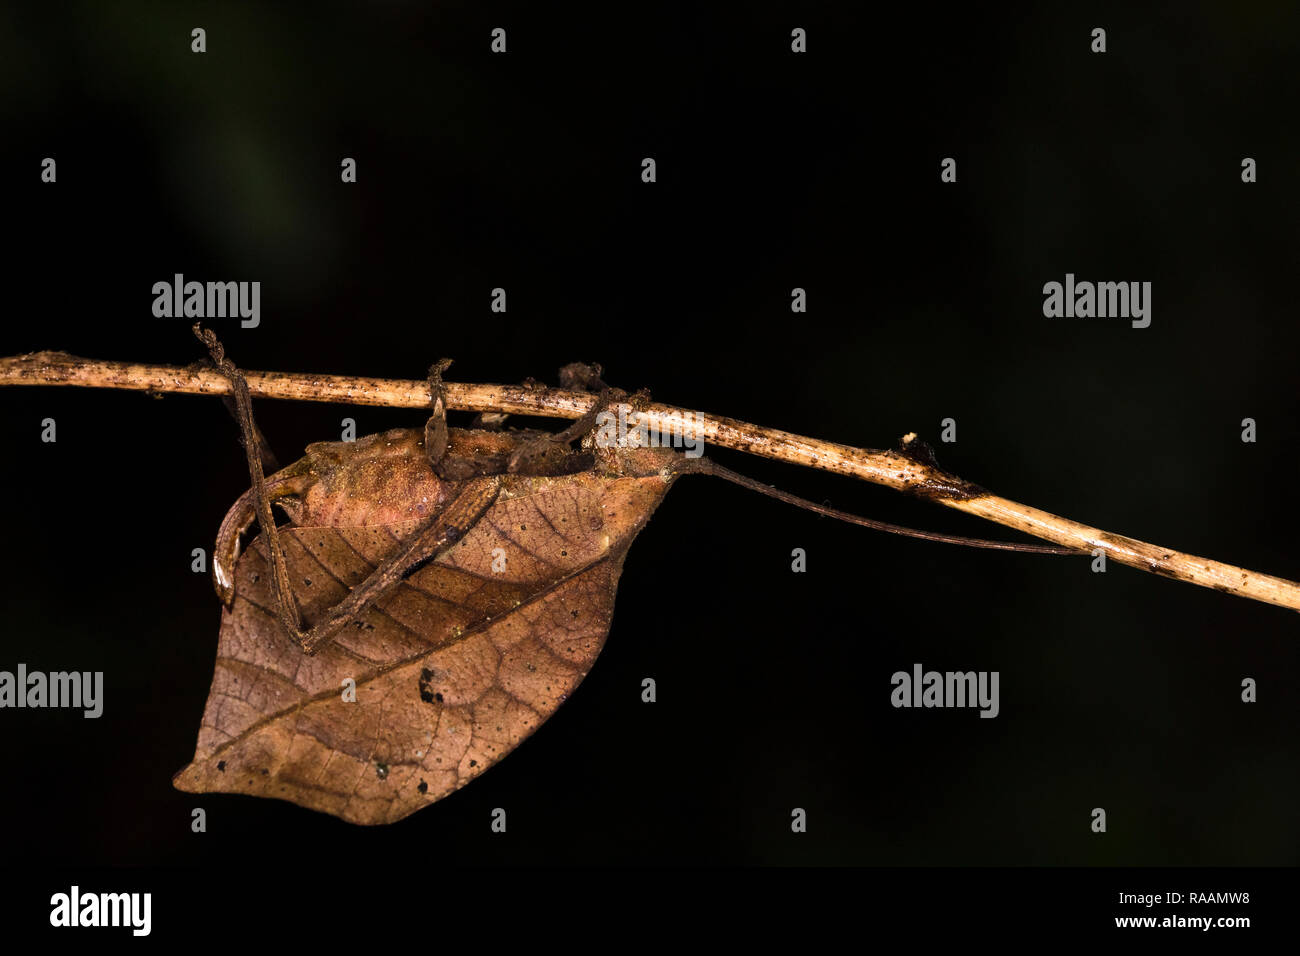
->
<box><xmin>173</xmin><ymin>427</ymin><xmax>678</xmax><ymax>824</ymax></box>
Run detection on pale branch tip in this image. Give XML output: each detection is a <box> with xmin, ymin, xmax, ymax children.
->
<box><xmin>1</xmin><ymin>348</ymin><xmax>1297</xmax><ymax>613</ymax></box>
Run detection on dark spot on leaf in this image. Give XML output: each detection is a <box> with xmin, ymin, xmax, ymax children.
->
<box><xmin>375</xmin><ymin>762</ymin><xmax>389</xmax><ymax>780</ymax></box>
<box><xmin>418</xmin><ymin>668</ymin><xmax>441</xmax><ymax>704</ymax></box>
<box><xmin>303</xmin><ymin>577</ymin><xmax>312</xmax><ymax>587</ymax></box>
<box><xmin>417</xmin><ymin>780</ymin><xmax>428</xmax><ymax>794</ymax></box>
<box><xmin>217</xmin><ymin>761</ymin><xmax>226</xmax><ymax>772</ymax></box>
<box><xmin>469</xmin><ymin>759</ymin><xmax>477</xmax><ymax>767</ymax></box>
<box><xmin>435</xmin><ymin>692</ymin><xmax>444</xmax><ymax>703</ymax></box>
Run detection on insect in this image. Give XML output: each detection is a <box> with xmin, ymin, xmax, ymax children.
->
<box><xmin>170</xmin><ymin>327</ymin><xmax>1074</xmax><ymax>824</ymax></box>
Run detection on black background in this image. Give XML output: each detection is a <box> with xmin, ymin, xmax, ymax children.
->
<box><xmin>1</xmin><ymin>0</ymin><xmax>1297</xmax><ymax>889</ymax></box>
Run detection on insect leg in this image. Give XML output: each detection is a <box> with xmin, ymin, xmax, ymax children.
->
<box><xmin>193</xmin><ymin>324</ymin><xmax>306</xmax><ymax>643</ymax></box>
<box><xmin>424</xmin><ymin>357</ymin><xmax>454</xmax><ymax>472</ymax></box>
<box><xmin>506</xmin><ymin>385</ymin><xmax>633</xmax><ymax>473</ymax></box>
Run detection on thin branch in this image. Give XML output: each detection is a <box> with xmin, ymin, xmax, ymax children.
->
<box><xmin>3</xmin><ymin>349</ymin><xmax>1297</xmax><ymax>613</ymax></box>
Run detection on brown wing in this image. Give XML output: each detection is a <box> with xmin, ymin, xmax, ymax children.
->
<box><xmin>173</xmin><ymin>468</ymin><xmax>674</xmax><ymax>825</ymax></box>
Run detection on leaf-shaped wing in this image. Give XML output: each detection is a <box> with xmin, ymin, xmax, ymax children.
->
<box><xmin>174</xmin><ymin>465</ymin><xmax>673</xmax><ymax>824</ymax></box>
